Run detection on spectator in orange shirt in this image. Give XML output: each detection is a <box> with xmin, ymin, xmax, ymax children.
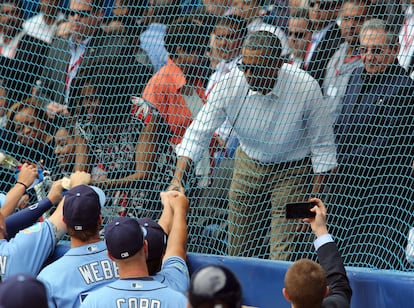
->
<box><xmin>141</xmin><ymin>17</ymin><xmax>211</xmax><ymax>147</ymax></box>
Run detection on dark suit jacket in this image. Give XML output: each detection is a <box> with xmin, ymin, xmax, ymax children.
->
<box><xmin>318</xmin><ymin>242</ymin><xmax>352</xmax><ymax>308</ymax></box>
<box><xmin>0</xmin><ymin>33</ymin><xmax>50</xmax><ymax>105</ymax></box>
<box><xmin>335</xmin><ymin>64</ymin><xmax>414</xmax><ymax>173</ymax></box>
<box><xmin>37</xmin><ymin>28</ymin><xmax>152</xmax><ymax>114</ymax></box>
<box><xmin>305</xmin><ymin>23</ymin><xmax>343</xmax><ymax>88</ymax></box>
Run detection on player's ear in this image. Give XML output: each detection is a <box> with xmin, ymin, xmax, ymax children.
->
<box><xmin>107</xmin><ymin>250</ymin><xmax>115</xmax><ymax>261</ymax></box>
<box><xmin>144</xmin><ymin>240</ymin><xmax>149</xmax><ymax>260</ymax></box>
<box><xmin>324</xmin><ymin>286</ymin><xmax>330</xmax><ymax>298</ymax></box>
<box><xmin>282</xmin><ymin>288</ymin><xmax>291</xmax><ymax>303</ymax></box>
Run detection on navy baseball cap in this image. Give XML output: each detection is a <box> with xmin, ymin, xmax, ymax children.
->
<box><xmin>0</xmin><ymin>274</ymin><xmax>48</xmax><ymax>308</ymax></box>
<box><xmin>63</xmin><ymin>185</ymin><xmax>106</xmax><ymax>231</ymax></box>
<box><xmin>138</xmin><ymin>218</ymin><xmax>167</xmax><ymax>261</ymax></box>
<box><xmin>105</xmin><ymin>217</ymin><xmax>146</xmax><ymax>260</ymax></box>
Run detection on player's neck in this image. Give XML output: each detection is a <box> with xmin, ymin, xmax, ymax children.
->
<box><xmin>70</xmin><ymin>235</ymin><xmax>101</xmax><ymax>248</ymax></box>
<box><xmin>118</xmin><ymin>264</ymin><xmax>149</xmax><ymax>279</ymax></box>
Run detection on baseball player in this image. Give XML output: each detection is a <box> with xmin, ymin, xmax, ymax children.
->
<box><xmin>37</xmin><ymin>183</ymin><xmax>118</xmax><ymax>308</ymax></box>
<box><xmin>188</xmin><ymin>264</ymin><xmax>243</xmax><ymax>308</ymax></box>
<box><xmin>0</xmin><ymin>170</ymin><xmax>89</xmax><ymax>281</ymax></box>
<box><xmin>146</xmin><ymin>191</ymin><xmax>191</xmax><ymax>294</ymax></box>
<box><xmin>80</xmin><ymin>191</ymin><xmax>190</xmax><ymax>307</ymax></box>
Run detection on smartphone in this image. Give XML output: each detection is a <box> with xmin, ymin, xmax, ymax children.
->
<box><xmin>285</xmin><ymin>202</ymin><xmax>317</xmax><ymax>219</ymax></box>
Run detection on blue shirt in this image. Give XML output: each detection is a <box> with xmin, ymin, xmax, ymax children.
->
<box><xmin>140</xmin><ymin>23</ymin><xmax>168</xmax><ymax>73</ymax></box>
<box><xmin>37</xmin><ymin>241</ymin><xmax>119</xmax><ymax>308</ymax></box>
<box><xmin>152</xmin><ymin>256</ymin><xmax>190</xmax><ymax>294</ymax></box>
<box><xmin>0</xmin><ymin>220</ymin><xmax>57</xmax><ymax>280</ymax></box>
<box><xmin>80</xmin><ymin>276</ymin><xmax>187</xmax><ymax>308</ymax></box>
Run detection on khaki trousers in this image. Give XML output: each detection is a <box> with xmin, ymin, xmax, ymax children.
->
<box><xmin>228</xmin><ymin>147</ymin><xmax>312</xmax><ymax>260</ymax></box>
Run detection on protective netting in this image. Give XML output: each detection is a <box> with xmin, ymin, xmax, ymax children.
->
<box><xmin>0</xmin><ymin>0</ymin><xmax>413</xmax><ymax>271</ymax></box>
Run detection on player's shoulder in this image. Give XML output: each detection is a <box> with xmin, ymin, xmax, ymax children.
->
<box><xmin>80</xmin><ymin>285</ymin><xmax>111</xmax><ymax>307</ymax></box>
<box><xmin>8</xmin><ymin>221</ymin><xmax>54</xmax><ymax>251</ymax></box>
<box><xmin>153</xmin><ymin>256</ymin><xmax>190</xmax><ymax>293</ymax></box>
<box><xmin>162</xmin><ymin>256</ymin><xmax>189</xmax><ymax>274</ymax></box>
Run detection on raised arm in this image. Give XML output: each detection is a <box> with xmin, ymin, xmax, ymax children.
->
<box><xmin>6</xmin><ymin>178</ymin><xmax>64</xmax><ymax>239</ymax></box>
<box><xmin>74</xmin><ymin>132</ymin><xmax>91</xmax><ymax>173</ymax></box>
<box><xmin>304</xmin><ymin>198</ymin><xmax>352</xmax><ymax>306</ymax></box>
<box><xmin>168</xmin><ymin>156</ymin><xmax>192</xmax><ymax>193</ymax></box>
<box><xmin>1</xmin><ymin>163</ymin><xmax>38</xmax><ymax>217</ymax></box>
<box><xmin>160</xmin><ymin>190</ymin><xmax>189</xmax><ymax>261</ymax></box>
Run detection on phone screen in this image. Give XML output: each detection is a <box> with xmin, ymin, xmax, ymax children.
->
<box><xmin>285</xmin><ymin>202</ymin><xmax>317</xmax><ymax>219</ymax></box>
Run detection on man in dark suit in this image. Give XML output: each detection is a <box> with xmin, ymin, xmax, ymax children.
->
<box><xmin>304</xmin><ymin>0</ymin><xmax>344</xmax><ymax>88</ymax></box>
<box><xmin>329</xmin><ymin>18</ymin><xmax>414</xmax><ymax>270</ymax></box>
<box><xmin>282</xmin><ymin>198</ymin><xmax>352</xmax><ymax>308</ymax></box>
<box><xmin>36</xmin><ymin>0</ymin><xmax>152</xmax><ymax>123</ymax></box>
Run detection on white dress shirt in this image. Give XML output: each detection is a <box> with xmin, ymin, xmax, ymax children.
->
<box><xmin>175</xmin><ymin>63</ymin><xmax>337</xmax><ymax>174</ymax></box>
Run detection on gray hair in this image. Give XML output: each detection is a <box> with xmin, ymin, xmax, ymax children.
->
<box><xmin>360</xmin><ymin>18</ymin><xmax>399</xmax><ymax>47</ymax></box>
<box><xmin>243</xmin><ymin>31</ymin><xmax>282</xmax><ymax>59</ymax></box>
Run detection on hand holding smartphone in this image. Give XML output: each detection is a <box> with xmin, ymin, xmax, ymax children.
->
<box><xmin>285</xmin><ymin>201</ymin><xmax>317</xmax><ymax>219</ymax></box>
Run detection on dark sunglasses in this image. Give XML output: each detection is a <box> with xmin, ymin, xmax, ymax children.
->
<box><xmin>68</xmin><ymin>9</ymin><xmax>93</xmax><ymax>18</ymax></box>
<box><xmin>288</xmin><ymin>31</ymin><xmax>306</xmax><ymax>39</ymax></box>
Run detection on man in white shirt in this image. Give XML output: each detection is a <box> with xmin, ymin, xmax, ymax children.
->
<box><xmin>36</xmin><ymin>0</ymin><xmax>138</xmax><ymax>124</ymax></box>
<box><xmin>169</xmin><ymin>30</ymin><xmax>337</xmax><ymax>261</ymax></box>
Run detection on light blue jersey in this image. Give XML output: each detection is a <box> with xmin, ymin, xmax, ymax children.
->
<box><xmin>153</xmin><ymin>256</ymin><xmax>190</xmax><ymax>294</ymax></box>
<box><xmin>37</xmin><ymin>241</ymin><xmax>119</xmax><ymax>308</ymax></box>
<box><xmin>80</xmin><ymin>277</ymin><xmax>187</xmax><ymax>308</ymax></box>
<box><xmin>0</xmin><ymin>220</ymin><xmax>57</xmax><ymax>280</ymax></box>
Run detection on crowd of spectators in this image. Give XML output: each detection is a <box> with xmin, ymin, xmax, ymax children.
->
<box><xmin>0</xmin><ymin>0</ymin><xmax>413</xmax><ymax>277</ymax></box>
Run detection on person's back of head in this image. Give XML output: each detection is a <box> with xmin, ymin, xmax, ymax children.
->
<box><xmin>0</xmin><ymin>274</ymin><xmax>48</xmax><ymax>308</ymax></box>
<box><xmin>137</xmin><ymin>217</ymin><xmax>167</xmax><ymax>275</ymax></box>
<box><xmin>104</xmin><ymin>216</ymin><xmax>147</xmax><ymax>270</ymax></box>
<box><xmin>63</xmin><ymin>185</ymin><xmax>106</xmax><ymax>242</ymax></box>
<box><xmin>188</xmin><ymin>265</ymin><xmax>242</xmax><ymax>308</ymax></box>
<box><xmin>283</xmin><ymin>259</ymin><xmax>328</xmax><ymax>308</ymax></box>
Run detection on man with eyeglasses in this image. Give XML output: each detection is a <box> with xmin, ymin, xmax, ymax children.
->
<box><xmin>322</xmin><ymin>0</ymin><xmax>367</xmax><ymax>113</ymax></box>
<box><xmin>36</xmin><ymin>0</ymin><xmax>143</xmax><ymax>125</ymax></box>
<box><xmin>305</xmin><ymin>0</ymin><xmax>343</xmax><ymax>87</ymax></box>
<box><xmin>328</xmin><ymin>18</ymin><xmax>414</xmax><ymax>270</ymax></box>
<box><xmin>287</xmin><ymin>7</ymin><xmax>312</xmax><ymax>68</ymax></box>
<box><xmin>169</xmin><ymin>30</ymin><xmax>337</xmax><ymax>261</ymax></box>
